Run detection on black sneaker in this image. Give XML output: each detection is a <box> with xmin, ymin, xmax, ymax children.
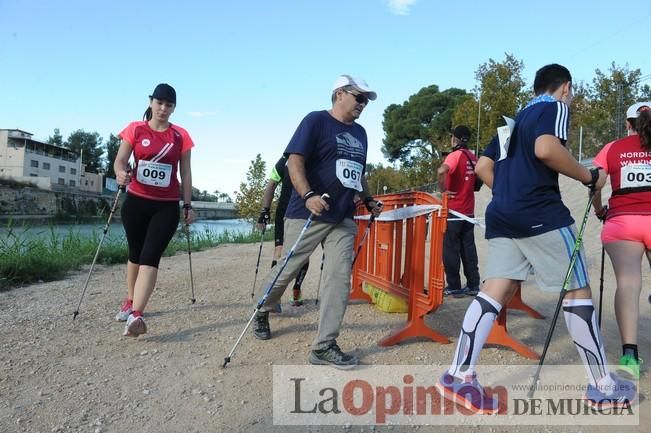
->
<box><xmin>253</xmin><ymin>311</ymin><xmax>271</xmax><ymax>340</ymax></box>
<box><xmin>309</xmin><ymin>343</ymin><xmax>359</xmax><ymax>370</ymax></box>
<box><xmin>464</xmin><ymin>286</ymin><xmax>480</xmax><ymax>296</ymax></box>
<box><xmin>444</xmin><ymin>286</ymin><xmax>465</xmax><ymax>298</ymax></box>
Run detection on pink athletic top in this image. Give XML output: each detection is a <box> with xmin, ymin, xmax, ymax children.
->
<box><xmin>594</xmin><ymin>135</ymin><xmax>651</xmax><ymax>218</ymax></box>
<box><xmin>444</xmin><ymin>148</ymin><xmax>477</xmax><ymax>215</ymax></box>
<box><xmin>119</xmin><ymin>121</ymin><xmax>194</xmax><ymax>201</ymax></box>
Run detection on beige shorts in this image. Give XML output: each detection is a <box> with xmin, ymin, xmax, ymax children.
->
<box><xmin>484</xmin><ymin>225</ymin><xmax>590</xmax><ymax>292</ymax></box>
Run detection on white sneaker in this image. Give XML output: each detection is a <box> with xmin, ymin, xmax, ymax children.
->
<box><xmin>115</xmin><ymin>299</ymin><xmax>133</xmax><ymax>322</ymax></box>
<box><xmin>123</xmin><ymin>314</ymin><xmax>147</xmax><ymax>337</ymax></box>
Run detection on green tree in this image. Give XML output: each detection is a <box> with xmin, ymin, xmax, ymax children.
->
<box><xmin>589</xmin><ymin>63</ymin><xmax>645</xmax><ymax>143</ymax></box>
<box><xmin>64</xmin><ymin>130</ymin><xmax>104</xmax><ymax>173</ymax></box>
<box><xmin>365</xmin><ymin>162</ymin><xmax>411</xmax><ymax>195</ymax></box>
<box><xmin>570</xmin><ymin>63</ymin><xmax>649</xmax><ymax>158</ymax></box>
<box><xmin>453</xmin><ymin>53</ymin><xmax>528</xmax><ymax>152</ymax></box>
<box><xmin>235</xmin><ymin>154</ymin><xmax>267</xmax><ymax>221</ymax></box>
<box><xmin>566</xmin><ymin>80</ymin><xmax>594</xmax><ymax>159</ymax></box>
<box><xmin>382</xmin><ymin>85</ymin><xmax>468</xmax><ymax>165</ymax></box>
<box><xmin>104</xmin><ymin>133</ymin><xmax>120</xmax><ymax>178</ymax></box>
<box><xmin>47</xmin><ymin>128</ymin><xmax>64</xmax><ymax>147</ymax></box>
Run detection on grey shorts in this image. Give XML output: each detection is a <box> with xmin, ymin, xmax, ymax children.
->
<box><xmin>485</xmin><ymin>225</ymin><xmax>590</xmax><ymax>292</ymax></box>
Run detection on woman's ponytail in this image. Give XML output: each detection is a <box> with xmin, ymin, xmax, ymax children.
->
<box><xmin>636</xmin><ymin>110</ymin><xmax>651</xmax><ymax>150</ymax></box>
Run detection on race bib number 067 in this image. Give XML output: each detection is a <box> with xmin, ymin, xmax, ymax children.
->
<box><xmin>336</xmin><ymin>159</ymin><xmax>363</xmax><ymax>191</ymax></box>
<box><xmin>621</xmin><ymin>163</ymin><xmax>651</xmax><ymax>189</ymax></box>
<box><xmin>137</xmin><ymin>160</ymin><xmax>172</xmax><ymax>188</ymax></box>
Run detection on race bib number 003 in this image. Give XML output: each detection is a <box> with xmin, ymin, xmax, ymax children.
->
<box><xmin>136</xmin><ymin>161</ymin><xmax>172</xmax><ymax>188</ymax></box>
<box><xmin>621</xmin><ymin>163</ymin><xmax>651</xmax><ymax>189</ymax></box>
<box><xmin>336</xmin><ymin>159</ymin><xmax>363</xmax><ymax>191</ymax></box>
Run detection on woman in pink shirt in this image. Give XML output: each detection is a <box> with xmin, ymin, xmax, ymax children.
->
<box><xmin>113</xmin><ymin>83</ymin><xmax>195</xmax><ymax>337</ymax></box>
<box><xmin>593</xmin><ymin>102</ymin><xmax>651</xmax><ymax>378</ymax></box>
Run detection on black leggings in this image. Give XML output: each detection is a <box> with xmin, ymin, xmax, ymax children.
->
<box><xmin>274</xmin><ymin>204</ymin><xmax>287</xmax><ymax>246</ymax></box>
<box><xmin>121</xmin><ymin>193</ymin><xmax>180</xmax><ymax>268</ymax></box>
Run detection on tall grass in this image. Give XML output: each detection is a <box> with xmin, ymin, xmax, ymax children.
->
<box><xmin>0</xmin><ymin>223</ymin><xmax>273</xmax><ymax>290</ymax></box>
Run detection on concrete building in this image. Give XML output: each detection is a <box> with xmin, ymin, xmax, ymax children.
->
<box><xmin>0</xmin><ymin>129</ymin><xmax>102</xmax><ymax>192</ymax></box>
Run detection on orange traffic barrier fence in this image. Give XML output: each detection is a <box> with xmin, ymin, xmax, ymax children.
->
<box><xmin>486</xmin><ymin>284</ymin><xmax>545</xmax><ymax>360</ymax></box>
<box><xmin>351</xmin><ymin>191</ymin><xmax>545</xmax><ymax>359</ymax></box>
<box><xmin>351</xmin><ymin>191</ymin><xmax>450</xmax><ymax>346</ymax></box>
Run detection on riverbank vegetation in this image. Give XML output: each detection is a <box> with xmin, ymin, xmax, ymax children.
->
<box><xmin>0</xmin><ymin>224</ymin><xmax>273</xmax><ymax>290</ymax></box>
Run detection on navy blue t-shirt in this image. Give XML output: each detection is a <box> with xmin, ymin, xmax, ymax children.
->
<box><xmin>485</xmin><ymin>100</ymin><xmax>574</xmax><ymax>239</ymax></box>
<box><xmin>284</xmin><ymin>110</ymin><xmax>368</xmax><ymax>224</ymax></box>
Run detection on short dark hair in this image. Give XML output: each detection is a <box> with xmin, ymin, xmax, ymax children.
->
<box><xmin>533</xmin><ymin>64</ymin><xmax>572</xmax><ymax>95</ymax></box>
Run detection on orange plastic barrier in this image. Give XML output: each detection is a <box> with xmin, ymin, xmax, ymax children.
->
<box><xmin>486</xmin><ymin>284</ymin><xmax>545</xmax><ymax>360</ymax></box>
<box><xmin>351</xmin><ymin>192</ymin><xmax>545</xmax><ymax>359</ymax></box>
<box><xmin>351</xmin><ymin>191</ymin><xmax>451</xmax><ymax>346</ymax></box>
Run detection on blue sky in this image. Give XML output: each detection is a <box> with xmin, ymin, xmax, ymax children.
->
<box><xmin>1</xmin><ymin>0</ymin><xmax>650</xmax><ymax>197</ymax></box>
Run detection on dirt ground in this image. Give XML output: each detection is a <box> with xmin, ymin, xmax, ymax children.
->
<box><xmin>1</xmin><ymin>177</ymin><xmax>650</xmax><ymax>433</ymax></box>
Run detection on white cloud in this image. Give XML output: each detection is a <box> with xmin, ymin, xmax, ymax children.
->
<box><xmin>188</xmin><ymin>111</ymin><xmax>217</xmax><ymax>117</ymax></box>
<box><xmin>386</xmin><ymin>0</ymin><xmax>417</xmax><ymax>15</ymax></box>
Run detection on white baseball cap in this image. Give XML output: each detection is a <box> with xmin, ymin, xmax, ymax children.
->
<box><xmin>626</xmin><ymin>101</ymin><xmax>651</xmax><ymax>119</ymax></box>
<box><xmin>332</xmin><ymin>75</ymin><xmax>377</xmax><ymax>101</ymax></box>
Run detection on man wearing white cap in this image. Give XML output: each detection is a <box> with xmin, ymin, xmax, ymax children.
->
<box><xmin>252</xmin><ymin>75</ymin><xmax>383</xmax><ymax>369</ymax></box>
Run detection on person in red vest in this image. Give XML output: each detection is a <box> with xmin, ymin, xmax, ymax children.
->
<box><xmin>437</xmin><ymin>125</ymin><xmax>481</xmax><ymax>297</ymax></box>
<box><xmin>592</xmin><ymin>101</ymin><xmax>651</xmax><ymax>379</ymax></box>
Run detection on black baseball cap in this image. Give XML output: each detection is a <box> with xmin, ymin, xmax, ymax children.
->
<box><xmin>150</xmin><ymin>83</ymin><xmax>176</xmax><ymax>104</ymax></box>
<box><xmin>452</xmin><ymin>125</ymin><xmax>471</xmax><ymax>142</ymax></box>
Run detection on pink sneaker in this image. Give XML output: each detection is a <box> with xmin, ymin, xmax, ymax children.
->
<box><xmin>123</xmin><ymin>314</ymin><xmax>147</xmax><ymax>337</ymax></box>
<box><xmin>115</xmin><ymin>299</ymin><xmax>133</xmax><ymax>322</ymax></box>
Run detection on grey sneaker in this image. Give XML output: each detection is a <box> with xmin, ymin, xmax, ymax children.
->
<box><xmin>309</xmin><ymin>343</ymin><xmax>359</xmax><ymax>370</ymax></box>
<box><xmin>253</xmin><ymin>311</ymin><xmax>271</xmax><ymax>340</ymax></box>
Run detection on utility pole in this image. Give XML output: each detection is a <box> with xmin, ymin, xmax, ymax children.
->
<box><xmin>476</xmin><ymin>91</ymin><xmax>482</xmax><ymax>156</ymax></box>
<box><xmin>616</xmin><ymin>83</ymin><xmax>625</xmax><ymax>139</ymax></box>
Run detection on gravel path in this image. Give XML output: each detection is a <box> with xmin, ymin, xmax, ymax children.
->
<box><xmin>1</xmin><ymin>178</ymin><xmax>649</xmax><ymax>433</ymax></box>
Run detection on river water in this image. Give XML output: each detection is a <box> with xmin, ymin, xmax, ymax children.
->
<box><xmin>0</xmin><ymin>219</ymin><xmax>254</xmax><ymax>242</ymax></box>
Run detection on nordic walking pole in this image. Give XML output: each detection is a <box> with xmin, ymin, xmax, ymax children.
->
<box><xmin>184</xmin><ymin>222</ymin><xmax>196</xmax><ymax>304</ymax></box>
<box><xmin>250</xmin><ymin>226</ymin><xmax>266</xmax><ymax>299</ymax></box>
<box><xmin>72</xmin><ymin>186</ymin><xmax>124</xmax><ymax>320</ymax></box>
<box><xmin>352</xmin><ymin>214</ymin><xmax>377</xmax><ymax>267</ymax></box>
<box><xmin>527</xmin><ymin>194</ymin><xmax>594</xmax><ymax>398</ymax></box>
<box><xmin>598</xmin><ymin>246</ymin><xmax>605</xmax><ymax>327</ymax></box>
<box><xmin>315</xmin><ymin>250</ymin><xmax>325</xmax><ymax>306</ymax></box>
<box><xmin>223</xmin><ymin>194</ymin><xmax>328</xmax><ymax>368</ymax></box>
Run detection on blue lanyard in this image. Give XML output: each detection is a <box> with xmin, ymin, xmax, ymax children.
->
<box><xmin>524</xmin><ymin>94</ymin><xmax>557</xmax><ymax>110</ymax></box>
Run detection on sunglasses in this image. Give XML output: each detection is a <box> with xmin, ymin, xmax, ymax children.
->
<box><xmin>344</xmin><ymin>90</ymin><xmax>369</xmax><ymax>105</ymax></box>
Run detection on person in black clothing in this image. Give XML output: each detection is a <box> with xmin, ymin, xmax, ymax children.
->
<box><xmin>257</xmin><ymin>155</ymin><xmax>308</xmax><ymax>306</ymax></box>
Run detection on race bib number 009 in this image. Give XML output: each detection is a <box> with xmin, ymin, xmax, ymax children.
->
<box><xmin>336</xmin><ymin>159</ymin><xmax>363</xmax><ymax>191</ymax></box>
<box><xmin>136</xmin><ymin>161</ymin><xmax>172</xmax><ymax>188</ymax></box>
<box><xmin>621</xmin><ymin>163</ymin><xmax>651</xmax><ymax>189</ymax></box>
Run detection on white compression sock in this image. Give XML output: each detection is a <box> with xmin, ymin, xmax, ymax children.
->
<box><xmin>562</xmin><ymin>298</ymin><xmax>613</xmax><ymax>391</ymax></box>
<box><xmin>448</xmin><ymin>292</ymin><xmax>502</xmax><ymax>380</ymax></box>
